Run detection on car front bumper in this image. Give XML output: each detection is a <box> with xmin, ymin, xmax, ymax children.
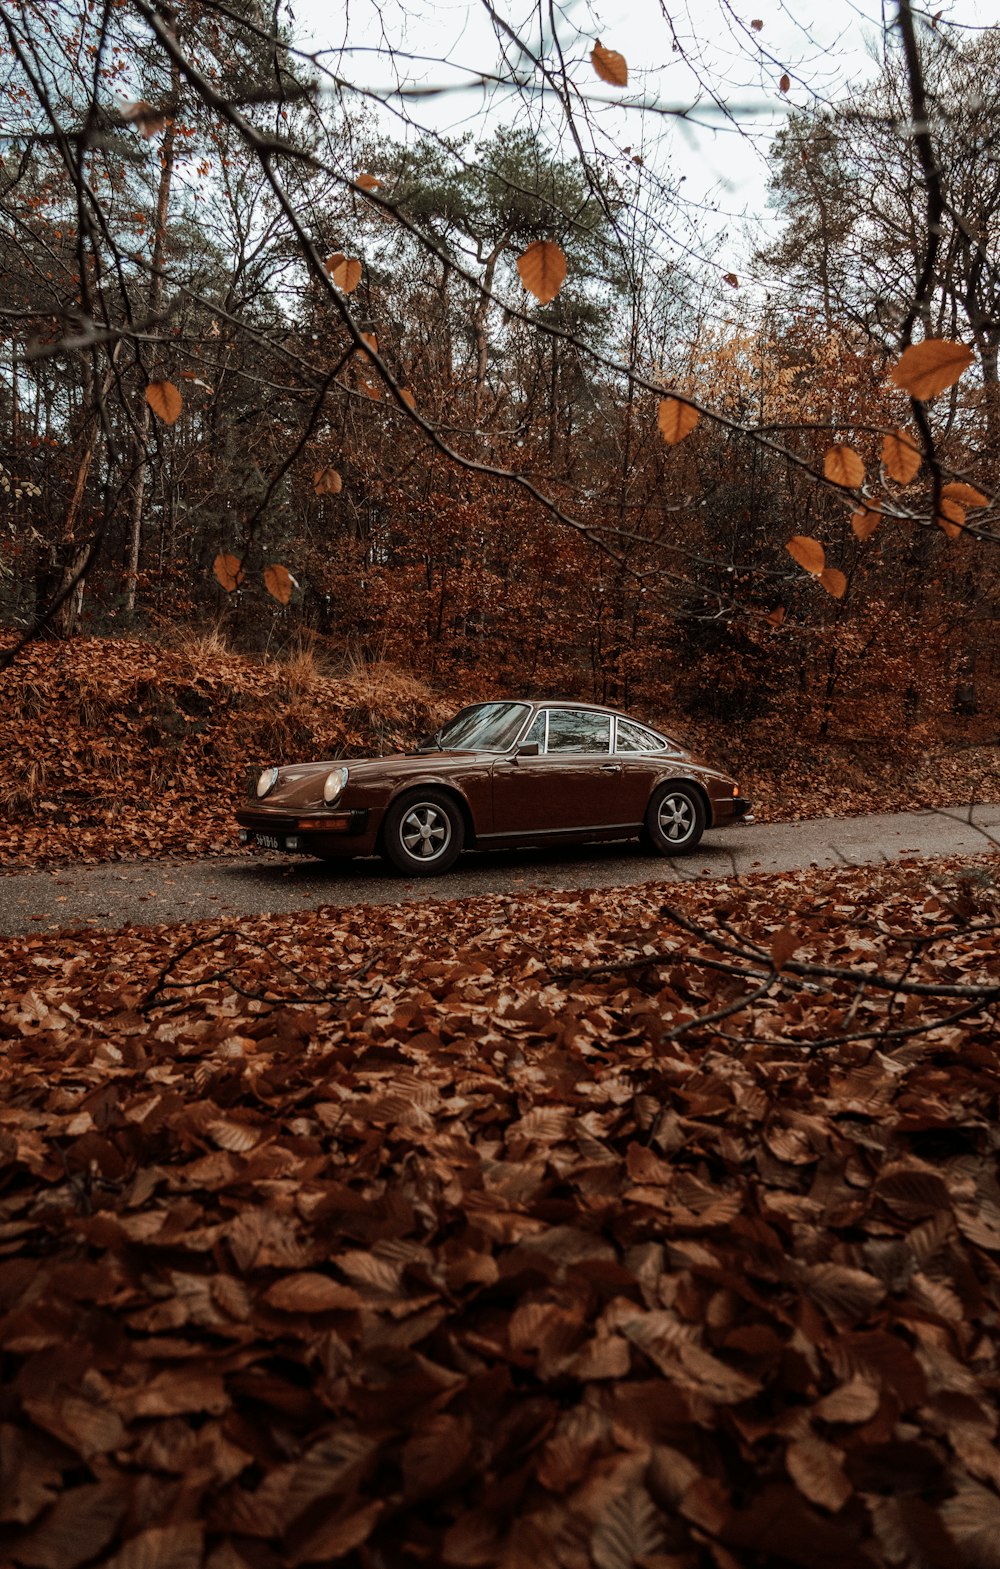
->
<box><xmin>235</xmin><ymin>807</ymin><xmax>375</xmax><ymax>857</ymax></box>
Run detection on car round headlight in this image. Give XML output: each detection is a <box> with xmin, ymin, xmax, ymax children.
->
<box><xmin>256</xmin><ymin>766</ymin><xmax>279</xmax><ymax>799</ymax></box>
<box><xmin>323</xmin><ymin>765</ymin><xmax>349</xmax><ymax>805</ymax></box>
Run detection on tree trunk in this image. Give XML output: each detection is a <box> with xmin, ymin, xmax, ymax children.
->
<box><xmin>125</xmin><ymin>57</ymin><xmax>180</xmax><ymax>619</ymax></box>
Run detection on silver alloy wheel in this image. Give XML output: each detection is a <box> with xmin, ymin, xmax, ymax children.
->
<box><xmin>399</xmin><ymin>801</ymin><xmax>452</xmax><ymax>861</ymax></box>
<box><xmin>657</xmin><ymin>791</ymin><xmax>696</xmax><ymax>844</ymax></box>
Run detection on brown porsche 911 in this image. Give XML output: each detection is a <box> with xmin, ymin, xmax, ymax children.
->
<box><xmin>236</xmin><ymin>699</ymin><xmax>753</xmax><ymax>876</ymax></box>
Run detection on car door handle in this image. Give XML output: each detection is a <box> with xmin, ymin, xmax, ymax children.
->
<box><xmin>600</xmin><ymin>762</ymin><xmax>623</xmax><ymax>773</ymax></box>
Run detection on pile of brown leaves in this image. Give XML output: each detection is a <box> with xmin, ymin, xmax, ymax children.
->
<box><xmin>2</xmin><ymin>858</ymin><xmax>999</xmax><ymax>1567</ymax></box>
<box><xmin>0</xmin><ymin>636</ymin><xmax>444</xmax><ymax>869</ymax></box>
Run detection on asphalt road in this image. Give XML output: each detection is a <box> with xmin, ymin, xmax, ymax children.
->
<box><xmin>2</xmin><ymin>803</ymin><xmax>998</xmax><ymax>939</ymax></box>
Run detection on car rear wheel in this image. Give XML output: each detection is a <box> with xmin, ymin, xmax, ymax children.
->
<box><xmin>381</xmin><ymin>789</ymin><xmax>464</xmax><ymax>875</ymax></box>
<box><xmin>645</xmin><ymin>783</ymin><xmax>705</xmax><ymax>856</ymax></box>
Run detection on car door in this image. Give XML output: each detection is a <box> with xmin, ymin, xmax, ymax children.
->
<box><xmin>491</xmin><ymin>708</ymin><xmax>631</xmax><ymax>835</ymax></box>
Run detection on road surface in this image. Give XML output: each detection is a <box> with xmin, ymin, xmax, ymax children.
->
<box><xmin>2</xmin><ymin>803</ymin><xmax>997</xmax><ymax>938</ymax></box>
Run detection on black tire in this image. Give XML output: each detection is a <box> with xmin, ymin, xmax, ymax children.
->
<box><xmin>645</xmin><ymin>783</ymin><xmax>706</xmax><ymax>856</ymax></box>
<box><xmin>381</xmin><ymin>789</ymin><xmax>464</xmax><ymax>876</ymax></box>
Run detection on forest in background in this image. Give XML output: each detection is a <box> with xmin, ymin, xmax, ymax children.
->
<box><xmin>1</xmin><ymin>0</ymin><xmax>998</xmax><ymax>748</ymax></box>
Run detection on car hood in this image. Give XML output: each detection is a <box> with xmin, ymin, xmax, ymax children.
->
<box><xmin>252</xmin><ymin>751</ymin><xmax>488</xmax><ymax>809</ymax></box>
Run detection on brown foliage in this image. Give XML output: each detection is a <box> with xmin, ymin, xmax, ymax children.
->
<box><xmin>0</xmin><ymin>858</ymin><xmax>998</xmax><ymax>1566</ymax></box>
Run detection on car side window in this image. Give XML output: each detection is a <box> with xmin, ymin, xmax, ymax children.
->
<box><xmin>616</xmin><ymin>719</ymin><xmax>665</xmax><ymax>753</ymax></box>
<box><xmin>545</xmin><ymin>709</ymin><xmax>612</xmax><ymax>753</ymax></box>
<box><xmin>521</xmin><ymin>712</ymin><xmax>546</xmax><ymax>749</ymax></box>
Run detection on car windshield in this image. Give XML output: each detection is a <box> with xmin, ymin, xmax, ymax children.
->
<box><xmin>435</xmin><ymin>702</ymin><xmax>531</xmax><ymax>752</ymax></box>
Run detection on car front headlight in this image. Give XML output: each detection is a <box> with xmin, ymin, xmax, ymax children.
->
<box><xmin>323</xmin><ymin>765</ymin><xmax>349</xmax><ymax>805</ymax></box>
<box><xmin>256</xmin><ymin>765</ymin><xmax>279</xmax><ymax>799</ymax></box>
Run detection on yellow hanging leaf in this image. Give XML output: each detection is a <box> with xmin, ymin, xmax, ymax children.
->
<box><xmin>399</xmin><ymin>388</ymin><xmax>416</xmax><ymax>409</ymax></box>
<box><xmin>766</xmin><ymin>606</ymin><xmax>785</xmax><ymax>626</ymax></box>
<box><xmin>517</xmin><ymin>240</ymin><xmax>567</xmax><ymax>305</ymax></box>
<box><xmin>936</xmin><ymin>498</ymin><xmax>965</xmax><ymax>539</ymax></box>
<box><xmin>212</xmin><ymin>553</ymin><xmax>243</xmax><ymax>593</ymax></box>
<box><xmin>332</xmin><ymin>257</ymin><xmax>362</xmax><ymax>294</ymax></box>
<box><xmin>355</xmin><ymin>172</ymin><xmax>382</xmax><ymax>191</ymax></box>
<box><xmin>657</xmin><ymin>395</ymin><xmax>700</xmax><ymax>444</ymax></box>
<box><xmin>851</xmin><ymin>504</ymin><xmax>881</xmax><ymax>541</ymax></box>
<box><xmin>888</xmin><ymin>338</ymin><xmax>974</xmax><ymax>400</ymax></box>
<box><xmin>940</xmin><ymin>481</ymin><xmax>989</xmax><ymax>508</ymax></box>
<box><xmin>264</xmin><ymin>564</ymin><xmax>293</xmax><ymax>605</ymax></box>
<box><xmin>723</xmin><ymin>272</ymin><xmax>739</xmax><ymax>288</ymax></box>
<box><xmin>591</xmin><ymin>41</ymin><xmax>628</xmax><ymax>87</ymax></box>
<box><xmin>881</xmin><ymin>429</ymin><xmax>921</xmax><ymax>485</ymax></box>
<box><xmin>312</xmin><ymin>466</ymin><xmax>342</xmax><ymax>496</ymax></box>
<box><xmin>786</xmin><ymin>535</ymin><xmax>825</xmax><ymax>575</ymax></box>
<box><xmin>145</xmin><ymin>381</ymin><xmax>182</xmax><ymax>425</ymax></box>
<box><xmin>820</xmin><ymin>566</ymin><xmax>847</xmax><ymax>598</ymax></box>
<box><xmin>823</xmin><ymin>444</ymin><xmax>865</xmax><ymax>488</ymax></box>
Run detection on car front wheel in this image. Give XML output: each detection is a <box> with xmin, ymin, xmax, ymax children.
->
<box><xmin>381</xmin><ymin>790</ymin><xmax>464</xmax><ymax>875</ymax></box>
<box><xmin>645</xmin><ymin>783</ymin><xmax>705</xmax><ymax>856</ymax></box>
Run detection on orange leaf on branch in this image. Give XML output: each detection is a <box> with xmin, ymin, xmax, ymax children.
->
<box><xmin>823</xmin><ymin>444</ymin><xmax>865</xmax><ymax>488</ymax></box>
<box><xmin>940</xmin><ymin>481</ymin><xmax>989</xmax><ymax>508</ymax></box>
<box><xmin>591</xmin><ymin>41</ymin><xmax>628</xmax><ymax>86</ymax></box>
<box><xmin>312</xmin><ymin>466</ymin><xmax>342</xmax><ymax>496</ymax></box>
<box><xmin>517</xmin><ymin>240</ymin><xmax>567</xmax><ymax>305</ymax></box>
<box><xmin>657</xmin><ymin>396</ymin><xmax>700</xmax><ymax>444</ymax></box>
<box><xmin>888</xmin><ymin>338</ymin><xmax>974</xmax><ymax>400</ymax></box>
<box><xmin>145</xmin><ymin>381</ymin><xmax>182</xmax><ymax>426</ymax></box>
<box><xmin>331</xmin><ymin>257</ymin><xmax>362</xmax><ymax>294</ymax></box>
<box><xmin>881</xmin><ymin>429</ymin><xmax>921</xmax><ymax>484</ymax></box>
<box><xmin>936</xmin><ymin>498</ymin><xmax>965</xmax><ymax>539</ymax></box>
<box><xmin>263</xmin><ymin>564</ymin><xmax>293</xmax><ymax>605</ymax></box>
<box><xmin>786</xmin><ymin>535</ymin><xmax>825</xmax><ymax>574</ymax></box>
<box><xmin>851</xmin><ymin>504</ymin><xmax>881</xmax><ymax>541</ymax></box>
<box><xmin>766</xmin><ymin>606</ymin><xmax>785</xmax><ymax>626</ymax></box>
<box><xmin>820</xmin><ymin>566</ymin><xmax>848</xmax><ymax>598</ymax></box>
<box><xmin>355</xmin><ymin>172</ymin><xmax>382</xmax><ymax>191</ymax></box>
<box><xmin>212</xmin><ymin>553</ymin><xmax>243</xmax><ymax>593</ymax></box>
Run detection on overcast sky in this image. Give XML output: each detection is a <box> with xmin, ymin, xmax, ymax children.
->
<box><xmin>292</xmin><ymin>0</ymin><xmax>998</xmax><ymax>279</ymax></box>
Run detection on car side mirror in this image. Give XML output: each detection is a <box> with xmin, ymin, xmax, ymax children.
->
<box><xmin>516</xmin><ymin>742</ymin><xmax>540</xmax><ymax>757</ymax></box>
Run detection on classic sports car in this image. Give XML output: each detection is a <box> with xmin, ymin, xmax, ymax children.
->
<box><xmin>236</xmin><ymin>699</ymin><xmax>753</xmax><ymax>876</ymax></box>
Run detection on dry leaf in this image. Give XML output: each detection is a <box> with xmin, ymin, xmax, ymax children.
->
<box><xmin>657</xmin><ymin>396</ymin><xmax>700</xmax><ymax>444</ymax></box>
<box><xmin>941</xmin><ymin>481</ymin><xmax>988</xmax><ymax>508</ymax></box>
<box><xmin>122</xmin><ymin>100</ymin><xmax>165</xmax><ymax>138</ymax></box>
<box><xmin>723</xmin><ymin>272</ymin><xmax>739</xmax><ymax>288</ymax></box>
<box><xmin>517</xmin><ymin>240</ymin><xmax>567</xmax><ymax>305</ymax></box>
<box><xmin>355</xmin><ymin>173</ymin><xmax>382</xmax><ymax>191</ymax></box>
<box><xmin>360</xmin><ymin>332</ymin><xmax>378</xmax><ymax>352</ymax></box>
<box><xmin>145</xmin><ymin>382</ymin><xmax>182</xmax><ymax>426</ymax></box>
<box><xmin>786</xmin><ymin>535</ymin><xmax>825</xmax><ymax>574</ymax></box>
<box><xmin>851</xmin><ymin>504</ymin><xmax>881</xmax><ymax>541</ymax></box>
<box><xmin>888</xmin><ymin>338</ymin><xmax>974</xmax><ymax>400</ymax></box>
<box><xmin>332</xmin><ymin>257</ymin><xmax>362</xmax><ymax>294</ymax></box>
<box><xmin>823</xmin><ymin>444</ymin><xmax>865</xmax><ymax>488</ymax></box>
<box><xmin>399</xmin><ymin>388</ymin><xmax>416</xmax><ymax>409</ymax></box>
<box><xmin>591</xmin><ymin>41</ymin><xmax>628</xmax><ymax>87</ymax></box>
<box><xmin>751</xmin><ymin>17</ymin><xmax>764</xmax><ymax>29</ymax></box>
<box><xmin>212</xmin><ymin>553</ymin><xmax>243</xmax><ymax>593</ymax></box>
<box><xmin>779</xmin><ymin>73</ymin><xmax>790</xmax><ymax>92</ymax></box>
<box><xmin>770</xmin><ymin>926</ymin><xmax>799</xmax><ymax>969</ymax></box>
<box><xmin>263</xmin><ymin>564</ymin><xmax>293</xmax><ymax>605</ymax></box>
<box><xmin>881</xmin><ymin>429</ymin><xmax>922</xmax><ymax>484</ymax></box>
<box><xmin>820</xmin><ymin>566</ymin><xmax>847</xmax><ymax>598</ymax></box>
<box><xmin>786</xmin><ymin>1436</ymin><xmax>852</xmax><ymax>1513</ymax></box>
<box><xmin>264</xmin><ymin>1273</ymin><xmax>361</xmax><ymax>1312</ymax></box>
<box><xmin>936</xmin><ymin>498</ymin><xmax>965</xmax><ymax>540</ymax></box>
<box><xmin>312</xmin><ymin>467</ymin><xmax>343</xmax><ymax>496</ymax></box>
<box><xmin>324</xmin><ymin>251</ymin><xmax>346</xmax><ymax>275</ymax></box>
<box><xmin>766</xmin><ymin>606</ymin><xmax>785</xmax><ymax>625</ymax></box>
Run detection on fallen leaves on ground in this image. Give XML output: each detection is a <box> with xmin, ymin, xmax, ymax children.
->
<box><xmin>1</xmin><ymin>857</ymin><xmax>999</xmax><ymax>1567</ymax></box>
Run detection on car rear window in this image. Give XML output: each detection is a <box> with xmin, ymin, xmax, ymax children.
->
<box><xmin>616</xmin><ymin>719</ymin><xmax>665</xmax><ymax>752</ymax></box>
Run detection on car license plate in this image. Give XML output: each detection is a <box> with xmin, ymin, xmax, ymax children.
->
<box><xmin>254</xmin><ymin>833</ymin><xmax>282</xmax><ymax>850</ymax></box>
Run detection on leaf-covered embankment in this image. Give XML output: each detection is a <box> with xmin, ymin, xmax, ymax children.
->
<box><xmin>1</xmin><ymin>858</ymin><xmax>999</xmax><ymax>1566</ymax></box>
<box><xmin>4</xmin><ymin>634</ymin><xmax>1000</xmax><ymax>871</ymax></box>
